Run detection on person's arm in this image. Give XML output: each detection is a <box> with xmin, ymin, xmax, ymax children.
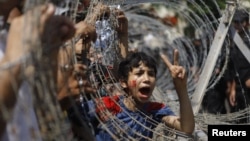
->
<box><xmin>57</xmin><ymin>13</ymin><xmax>99</xmax><ymax>111</ymax></box>
<box><xmin>111</xmin><ymin>9</ymin><xmax>129</xmax><ymax>80</ymax></box>
<box><xmin>74</xmin><ymin>21</ymin><xmax>97</xmax><ymax>64</ymax></box>
<box><xmin>0</xmin><ymin>7</ymin><xmax>32</xmax><ymax>135</ymax></box>
<box><xmin>160</xmin><ymin>49</ymin><xmax>195</xmax><ymax>135</ymax></box>
<box><xmin>115</xmin><ymin>9</ymin><xmax>129</xmax><ymax>59</ymax></box>
<box><xmin>0</xmin><ymin>59</ymin><xmax>22</xmax><ymax>136</ymax></box>
<box><xmin>226</xmin><ymin>79</ymin><xmax>236</xmax><ymax>107</ymax></box>
<box><xmin>0</xmin><ymin>3</ymin><xmax>75</xmax><ymax>137</ymax></box>
<box><xmin>0</xmin><ymin>5</ymin><xmax>27</xmax><ymax>137</ymax></box>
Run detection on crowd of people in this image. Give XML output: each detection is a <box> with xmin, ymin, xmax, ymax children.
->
<box><xmin>0</xmin><ymin>0</ymin><xmax>195</xmax><ymax>141</ymax></box>
<box><xmin>202</xmin><ymin>9</ymin><xmax>250</xmax><ymax>123</ymax></box>
<box><xmin>1</xmin><ymin>0</ymin><xmax>250</xmax><ymax>140</ymax></box>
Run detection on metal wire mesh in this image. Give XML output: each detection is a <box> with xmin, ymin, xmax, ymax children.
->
<box><xmin>1</xmin><ymin>0</ymin><xmax>250</xmax><ymax>141</ymax></box>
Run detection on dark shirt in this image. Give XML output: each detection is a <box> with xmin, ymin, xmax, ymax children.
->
<box><xmin>230</xmin><ymin>31</ymin><xmax>250</xmax><ymax>86</ymax></box>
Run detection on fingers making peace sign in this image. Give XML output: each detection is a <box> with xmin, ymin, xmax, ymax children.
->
<box><xmin>160</xmin><ymin>49</ymin><xmax>194</xmax><ymax>134</ymax></box>
<box><xmin>160</xmin><ymin>49</ymin><xmax>187</xmax><ymax>86</ymax></box>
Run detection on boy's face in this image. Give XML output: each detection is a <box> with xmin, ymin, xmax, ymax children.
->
<box><xmin>123</xmin><ymin>62</ymin><xmax>156</xmax><ymax>103</ymax></box>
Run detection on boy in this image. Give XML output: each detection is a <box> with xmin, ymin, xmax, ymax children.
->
<box><xmin>83</xmin><ymin>50</ymin><xmax>194</xmax><ymax>140</ymax></box>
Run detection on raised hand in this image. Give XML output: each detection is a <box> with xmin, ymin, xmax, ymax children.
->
<box><xmin>75</xmin><ymin>21</ymin><xmax>97</xmax><ymax>42</ymax></box>
<box><xmin>74</xmin><ymin>21</ymin><xmax>97</xmax><ymax>63</ymax></box>
<box><xmin>114</xmin><ymin>9</ymin><xmax>128</xmax><ymax>36</ymax></box>
<box><xmin>5</xmin><ymin>3</ymin><xmax>75</xmax><ymax>62</ymax></box>
<box><xmin>114</xmin><ymin>8</ymin><xmax>129</xmax><ymax>59</ymax></box>
<box><xmin>160</xmin><ymin>49</ymin><xmax>194</xmax><ymax>134</ymax></box>
<box><xmin>160</xmin><ymin>49</ymin><xmax>187</xmax><ymax>87</ymax></box>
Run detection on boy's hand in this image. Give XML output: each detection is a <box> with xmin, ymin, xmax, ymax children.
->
<box><xmin>160</xmin><ymin>49</ymin><xmax>187</xmax><ymax>88</ymax></box>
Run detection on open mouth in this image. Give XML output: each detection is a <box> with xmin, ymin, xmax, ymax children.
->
<box><xmin>139</xmin><ymin>87</ymin><xmax>151</xmax><ymax>95</ymax></box>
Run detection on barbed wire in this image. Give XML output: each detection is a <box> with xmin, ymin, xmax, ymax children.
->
<box><xmin>1</xmin><ymin>0</ymin><xmax>250</xmax><ymax>140</ymax></box>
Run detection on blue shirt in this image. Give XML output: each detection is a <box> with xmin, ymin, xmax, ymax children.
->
<box><xmin>83</xmin><ymin>95</ymin><xmax>175</xmax><ymax>141</ymax></box>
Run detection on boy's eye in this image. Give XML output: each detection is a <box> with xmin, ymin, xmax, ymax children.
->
<box><xmin>148</xmin><ymin>71</ymin><xmax>155</xmax><ymax>77</ymax></box>
<box><xmin>135</xmin><ymin>72</ymin><xmax>143</xmax><ymax>75</ymax></box>
<box><xmin>134</xmin><ymin>71</ymin><xmax>155</xmax><ymax>77</ymax></box>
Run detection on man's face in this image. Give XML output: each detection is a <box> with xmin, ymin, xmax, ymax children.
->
<box><xmin>124</xmin><ymin>62</ymin><xmax>156</xmax><ymax>104</ymax></box>
<box><xmin>233</xmin><ymin>20</ymin><xmax>248</xmax><ymax>33</ymax></box>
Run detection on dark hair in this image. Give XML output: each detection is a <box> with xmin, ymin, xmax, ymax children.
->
<box><xmin>118</xmin><ymin>52</ymin><xmax>157</xmax><ymax>81</ymax></box>
<box><xmin>233</xmin><ymin>9</ymin><xmax>249</xmax><ymax>23</ymax></box>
